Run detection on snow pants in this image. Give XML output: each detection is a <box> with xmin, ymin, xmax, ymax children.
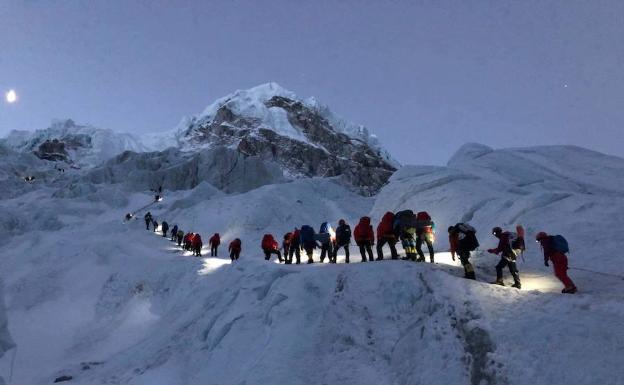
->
<box><xmin>376</xmin><ymin>237</ymin><xmax>398</xmax><ymax>260</ymax></box>
<box><xmin>319</xmin><ymin>242</ymin><xmax>334</xmax><ymax>263</ymax></box>
<box><xmin>401</xmin><ymin>237</ymin><xmax>417</xmax><ymax>261</ymax></box>
<box><xmin>288</xmin><ymin>244</ymin><xmax>301</xmax><ymax>264</ymax></box>
<box><xmin>496</xmin><ymin>257</ymin><xmax>521</xmax><ymax>285</ymax></box>
<box><xmin>230</xmin><ymin>250</ymin><xmax>240</xmax><ymax>261</ymax></box>
<box><xmin>177</xmin><ymin>236</ymin><xmax>183</xmax><ymax>246</ymax></box>
<box><xmin>263</xmin><ymin>248</ymin><xmax>283</xmax><ymax>262</ymax></box>
<box><xmin>357</xmin><ymin>241</ymin><xmax>374</xmax><ymax>262</ymax></box>
<box><xmin>458</xmin><ymin>249</ymin><xmax>476</xmax><ymax>280</ymax></box>
<box><xmin>334</xmin><ymin>243</ymin><xmax>350</xmax><ymax>263</ymax></box>
<box><xmin>416</xmin><ymin>233</ymin><xmax>434</xmax><ymax>262</ymax></box>
<box><xmin>551</xmin><ymin>253</ymin><xmax>576</xmax><ymax>289</ymax></box>
<box><xmin>145</xmin><ymin>219</ymin><xmax>150</xmax><ymax>230</ymax></box>
<box><xmin>210</xmin><ymin>245</ymin><xmax>218</xmax><ymax>257</ymax></box>
<box><xmin>194</xmin><ymin>244</ymin><xmax>202</xmax><ymax>256</ymax></box>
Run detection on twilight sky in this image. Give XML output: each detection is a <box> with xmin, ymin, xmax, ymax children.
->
<box><xmin>1</xmin><ymin>0</ymin><xmax>623</xmax><ymax>165</ymax></box>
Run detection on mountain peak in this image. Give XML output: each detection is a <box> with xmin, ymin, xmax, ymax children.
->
<box><xmin>171</xmin><ymin>83</ymin><xmax>397</xmax><ymax>194</ymax></box>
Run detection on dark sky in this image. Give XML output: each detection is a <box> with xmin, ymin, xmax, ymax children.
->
<box><xmin>1</xmin><ymin>0</ymin><xmax>623</xmax><ymax>165</ymax></box>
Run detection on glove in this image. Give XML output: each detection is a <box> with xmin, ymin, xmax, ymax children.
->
<box><xmin>487</xmin><ymin>248</ymin><xmax>496</xmax><ymax>254</ymax></box>
<box><xmin>544</xmin><ymin>261</ymin><xmax>549</xmax><ymax>267</ymax></box>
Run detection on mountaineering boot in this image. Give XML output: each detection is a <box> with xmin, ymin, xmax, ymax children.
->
<box><xmin>430</xmin><ymin>257</ymin><xmax>435</xmax><ymax>263</ymax></box>
<box><xmin>417</xmin><ymin>257</ymin><xmax>425</xmax><ymax>262</ymax></box>
<box><xmin>562</xmin><ymin>286</ymin><xmax>577</xmax><ymax>294</ymax></box>
<box><xmin>511</xmin><ymin>282</ymin><xmax>521</xmax><ymax>289</ymax></box>
<box><xmin>401</xmin><ymin>256</ymin><xmax>410</xmax><ymax>261</ymax></box>
<box><xmin>307</xmin><ymin>259</ymin><xmax>314</xmax><ymax>264</ymax></box>
<box><xmin>492</xmin><ymin>279</ymin><xmax>505</xmax><ymax>286</ymax></box>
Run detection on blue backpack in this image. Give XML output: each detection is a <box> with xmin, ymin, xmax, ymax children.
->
<box><xmin>300</xmin><ymin>225</ymin><xmax>315</xmax><ymax>244</ymax></box>
<box><xmin>551</xmin><ymin>235</ymin><xmax>569</xmax><ymax>253</ymax></box>
<box><xmin>319</xmin><ymin>222</ymin><xmax>331</xmax><ymax>234</ymax></box>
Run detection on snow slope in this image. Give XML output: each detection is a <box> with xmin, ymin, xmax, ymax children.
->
<box><xmin>1</xmin><ymin>143</ymin><xmax>624</xmax><ymax>384</ymax></box>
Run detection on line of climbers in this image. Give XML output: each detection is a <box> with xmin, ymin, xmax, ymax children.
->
<box><xmin>142</xmin><ymin>209</ymin><xmax>577</xmax><ymax>295</ymax></box>
<box><xmin>142</xmin><ymin>212</ymin><xmax>243</xmax><ymax>261</ymax></box>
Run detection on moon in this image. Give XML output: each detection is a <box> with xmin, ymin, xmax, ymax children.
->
<box><xmin>6</xmin><ymin>89</ymin><xmax>17</xmax><ymax>103</ymax></box>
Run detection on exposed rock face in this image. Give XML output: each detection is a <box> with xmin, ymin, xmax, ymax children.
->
<box><xmin>34</xmin><ymin>138</ymin><xmax>70</xmax><ymax>162</ymax></box>
<box><xmin>178</xmin><ymin>88</ymin><xmax>397</xmax><ymax>195</ymax></box>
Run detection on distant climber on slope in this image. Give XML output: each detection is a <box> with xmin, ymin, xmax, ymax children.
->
<box><xmin>536</xmin><ymin>232</ymin><xmax>577</xmax><ymax>294</ymax></box>
<box><xmin>229</xmin><ymin>238</ymin><xmax>242</xmax><ymax>261</ymax></box>
<box><xmin>376</xmin><ymin>212</ymin><xmax>398</xmax><ymax>260</ymax></box>
<box><xmin>144</xmin><ymin>212</ymin><xmax>152</xmax><ymax>230</ymax></box>
<box><xmin>448</xmin><ymin>223</ymin><xmax>478</xmax><ymax>280</ymax></box>
<box><xmin>288</xmin><ymin>228</ymin><xmax>302</xmax><ymax>264</ymax></box>
<box><xmin>161</xmin><ymin>221</ymin><xmax>169</xmax><ymax>238</ymax></box>
<box><xmin>176</xmin><ymin>229</ymin><xmax>184</xmax><ymax>247</ymax></box>
<box><xmin>283</xmin><ymin>232</ymin><xmax>293</xmax><ymax>263</ymax></box>
<box><xmin>184</xmin><ymin>232</ymin><xmax>194</xmax><ymax>251</ymax></box>
<box><xmin>354</xmin><ymin>216</ymin><xmax>375</xmax><ymax>262</ymax></box>
<box><xmin>209</xmin><ymin>233</ymin><xmax>220</xmax><ymax>257</ymax></box>
<box><xmin>415</xmin><ymin>211</ymin><xmax>435</xmax><ymax>263</ymax></box>
<box><xmin>152</xmin><ymin>220</ymin><xmax>159</xmax><ymax>233</ymax></box>
<box><xmin>488</xmin><ymin>227</ymin><xmax>522</xmax><ymax>289</ymax></box>
<box><xmin>394</xmin><ymin>210</ymin><xmax>418</xmax><ymax>261</ymax></box>
<box><xmin>317</xmin><ymin>222</ymin><xmax>335</xmax><ymax>263</ymax></box>
<box><xmin>334</xmin><ymin>219</ymin><xmax>352</xmax><ymax>263</ymax></box>
<box><xmin>192</xmin><ymin>233</ymin><xmax>203</xmax><ymax>257</ymax></box>
<box><xmin>261</xmin><ymin>234</ymin><xmax>283</xmax><ymax>262</ymax></box>
<box><xmin>300</xmin><ymin>225</ymin><xmax>317</xmax><ymax>264</ymax></box>
<box><xmin>170</xmin><ymin>225</ymin><xmax>179</xmax><ymax>241</ymax></box>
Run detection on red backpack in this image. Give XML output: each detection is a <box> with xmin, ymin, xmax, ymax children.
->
<box><xmin>261</xmin><ymin>234</ymin><xmax>275</xmax><ymax>249</ymax></box>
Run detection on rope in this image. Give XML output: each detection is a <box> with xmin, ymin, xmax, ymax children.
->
<box><xmin>569</xmin><ymin>266</ymin><xmax>624</xmax><ymax>280</ymax></box>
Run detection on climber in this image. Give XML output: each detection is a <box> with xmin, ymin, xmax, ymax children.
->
<box><xmin>334</xmin><ymin>219</ymin><xmax>352</xmax><ymax>263</ymax></box>
<box><xmin>176</xmin><ymin>229</ymin><xmax>184</xmax><ymax>247</ymax></box>
<box><xmin>261</xmin><ymin>234</ymin><xmax>283</xmax><ymax>262</ymax></box>
<box><xmin>394</xmin><ymin>210</ymin><xmax>418</xmax><ymax>261</ymax></box>
<box><xmin>415</xmin><ymin>211</ymin><xmax>435</xmax><ymax>263</ymax></box>
<box><xmin>125</xmin><ymin>213</ymin><xmax>133</xmax><ymax>221</ymax></box>
<box><xmin>354</xmin><ymin>216</ymin><xmax>375</xmax><ymax>262</ymax></box>
<box><xmin>170</xmin><ymin>225</ymin><xmax>179</xmax><ymax>241</ymax></box>
<box><xmin>152</xmin><ymin>220</ymin><xmax>159</xmax><ymax>233</ymax></box>
<box><xmin>144</xmin><ymin>212</ymin><xmax>152</xmax><ymax>230</ymax></box>
<box><xmin>376</xmin><ymin>212</ymin><xmax>398</xmax><ymax>260</ymax></box>
<box><xmin>488</xmin><ymin>227</ymin><xmax>522</xmax><ymax>289</ymax></box>
<box><xmin>448</xmin><ymin>224</ymin><xmax>478</xmax><ymax>280</ymax></box>
<box><xmin>184</xmin><ymin>232</ymin><xmax>194</xmax><ymax>251</ymax></box>
<box><xmin>229</xmin><ymin>238</ymin><xmax>242</xmax><ymax>261</ymax></box>
<box><xmin>300</xmin><ymin>225</ymin><xmax>316</xmax><ymax>264</ymax></box>
<box><xmin>317</xmin><ymin>222</ymin><xmax>334</xmax><ymax>263</ymax></box>
<box><xmin>536</xmin><ymin>232</ymin><xmax>577</xmax><ymax>293</ymax></box>
<box><xmin>288</xmin><ymin>228</ymin><xmax>302</xmax><ymax>264</ymax></box>
<box><xmin>161</xmin><ymin>221</ymin><xmax>169</xmax><ymax>237</ymax></box>
<box><xmin>209</xmin><ymin>233</ymin><xmax>220</xmax><ymax>257</ymax></box>
<box><xmin>283</xmin><ymin>232</ymin><xmax>293</xmax><ymax>263</ymax></box>
<box><xmin>192</xmin><ymin>233</ymin><xmax>203</xmax><ymax>257</ymax></box>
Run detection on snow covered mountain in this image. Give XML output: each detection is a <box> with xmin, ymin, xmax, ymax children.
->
<box><xmin>1</xmin><ymin>119</ymin><xmax>148</xmax><ymax>168</ymax></box>
<box><xmin>1</xmin><ymin>96</ymin><xmax>624</xmax><ymax>383</ymax></box>
<box><xmin>163</xmin><ymin>83</ymin><xmax>398</xmax><ymax>195</ymax></box>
